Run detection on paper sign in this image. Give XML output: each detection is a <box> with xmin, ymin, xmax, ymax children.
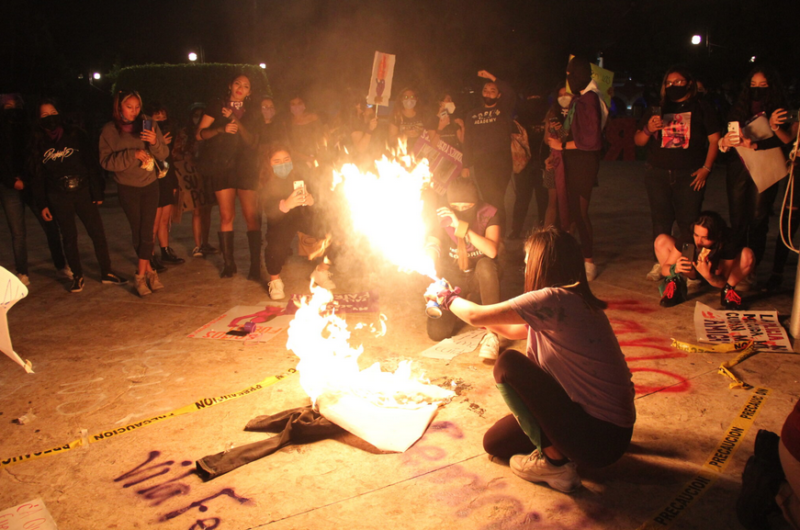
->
<box><xmin>693</xmin><ymin>302</ymin><xmax>792</xmax><ymax>353</ymax></box>
<box><xmin>736</xmin><ymin>115</ymin><xmax>788</xmax><ymax>192</ymax></box>
<box><xmin>188</xmin><ymin>305</ymin><xmax>293</xmax><ymax>342</ymax></box>
<box><xmin>0</xmin><ymin>498</ymin><xmax>58</xmax><ymax>530</ymax></box>
<box><xmin>367</xmin><ymin>51</ymin><xmax>396</xmax><ymax>107</ymax></box>
<box><xmin>0</xmin><ymin>267</ymin><xmax>32</xmax><ymax>373</ymax></box>
<box><xmin>566</xmin><ymin>55</ymin><xmax>614</xmax><ymax>107</ymax></box>
<box><xmin>287</xmin><ymin>291</ymin><xmax>380</xmax><ymax>315</ymax></box>
<box><xmin>420</xmin><ymin>329</ymin><xmax>487</xmax><ymax>361</ymax></box>
<box><xmin>411</xmin><ymin>131</ymin><xmax>463</xmax><ymax>195</ymax></box>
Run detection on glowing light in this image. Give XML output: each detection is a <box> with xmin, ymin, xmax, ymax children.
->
<box><xmin>750</xmin><ymin>56</ymin><xmax>757</xmax><ymax>63</ymax></box>
<box><xmin>188</xmin><ymin>52</ymin><xmax>198</xmax><ymax>62</ymax></box>
<box><xmin>92</xmin><ymin>72</ymin><xmax>101</xmax><ymax>80</ymax></box>
<box><xmin>259</xmin><ymin>63</ymin><xmax>267</xmax><ymax>69</ymax></box>
<box><xmin>691</xmin><ymin>35</ymin><xmax>702</xmax><ymax>45</ymax></box>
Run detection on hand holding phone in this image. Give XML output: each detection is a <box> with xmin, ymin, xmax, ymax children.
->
<box><xmin>142</xmin><ymin>119</ymin><xmax>153</xmax><ymax>132</ymax></box>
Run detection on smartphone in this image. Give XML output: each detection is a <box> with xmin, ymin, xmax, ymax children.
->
<box><xmin>786</xmin><ymin>109</ymin><xmax>799</xmax><ymax>124</ymax></box>
<box><xmin>681</xmin><ymin>242</ymin><xmax>696</xmax><ymax>263</ymax></box>
<box><xmin>142</xmin><ymin>119</ymin><xmax>153</xmax><ymax>132</ymax></box>
<box><xmin>728</xmin><ymin>122</ymin><xmax>741</xmax><ymax>144</ymax></box>
<box><xmin>651</xmin><ymin>106</ymin><xmax>662</xmax><ymax>118</ymax></box>
<box><xmin>293</xmin><ymin>181</ymin><xmax>306</xmax><ymax>205</ymax></box>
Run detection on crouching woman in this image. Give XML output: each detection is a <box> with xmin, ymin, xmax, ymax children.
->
<box><xmin>428</xmin><ymin>227</ymin><xmax>635</xmax><ymax>492</ymax></box>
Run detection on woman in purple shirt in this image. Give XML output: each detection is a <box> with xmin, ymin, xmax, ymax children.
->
<box><xmin>428</xmin><ymin>227</ymin><xmax>635</xmax><ymax>493</ymax></box>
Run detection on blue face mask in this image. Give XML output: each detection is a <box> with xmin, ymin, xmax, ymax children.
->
<box><xmin>273</xmin><ymin>161</ymin><xmax>293</xmax><ymax>179</ymax></box>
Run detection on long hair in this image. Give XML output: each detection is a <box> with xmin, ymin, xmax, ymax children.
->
<box><xmin>112</xmin><ymin>89</ymin><xmax>142</xmax><ymax>129</ymax></box>
<box><xmin>260</xmin><ymin>143</ymin><xmax>294</xmax><ymax>181</ymax></box>
<box><xmin>728</xmin><ymin>65</ymin><xmax>788</xmax><ymax>124</ymax></box>
<box><xmin>523</xmin><ymin>227</ymin><xmax>606</xmax><ymax>310</ymax></box>
<box><xmin>659</xmin><ymin>66</ymin><xmax>697</xmax><ymax>107</ymax></box>
<box><xmin>692</xmin><ymin>211</ymin><xmax>728</xmax><ymax>245</ymax></box>
<box><xmin>226</xmin><ymin>73</ymin><xmax>252</xmax><ymax>102</ymax></box>
<box><xmin>392</xmin><ymin>87</ymin><xmax>418</xmax><ymax>120</ymax></box>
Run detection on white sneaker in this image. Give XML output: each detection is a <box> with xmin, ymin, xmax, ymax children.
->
<box><xmin>16</xmin><ymin>273</ymin><xmax>30</xmax><ymax>286</ymax></box>
<box><xmin>584</xmin><ymin>261</ymin><xmax>598</xmax><ymax>282</ymax></box>
<box><xmin>510</xmin><ymin>450</ymin><xmax>581</xmax><ymax>493</ymax></box>
<box><xmin>268</xmin><ymin>279</ymin><xmax>285</xmax><ymax>300</ymax></box>
<box><xmin>56</xmin><ymin>266</ymin><xmax>74</xmax><ymax>280</ymax></box>
<box><xmin>646</xmin><ymin>262</ymin><xmax>663</xmax><ymax>282</ymax></box>
<box><xmin>686</xmin><ymin>277</ymin><xmax>703</xmax><ymax>294</ymax></box>
<box><xmin>478</xmin><ymin>332</ymin><xmax>500</xmax><ymax>361</ymax></box>
<box><xmin>310</xmin><ymin>269</ymin><xmax>336</xmax><ymax>290</ymax></box>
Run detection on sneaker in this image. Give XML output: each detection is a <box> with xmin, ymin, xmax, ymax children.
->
<box><xmin>146</xmin><ymin>270</ymin><xmax>164</xmax><ymax>291</ymax></box>
<box><xmin>161</xmin><ymin>246</ymin><xmax>185</xmax><ymax>265</ymax></box>
<box><xmin>56</xmin><ymin>266</ymin><xmax>74</xmax><ymax>281</ymax></box>
<box><xmin>268</xmin><ymin>278</ymin><xmax>285</xmax><ymax>300</ymax></box>
<box><xmin>101</xmin><ymin>272</ymin><xmax>128</xmax><ymax>285</ymax></box>
<box><xmin>191</xmin><ymin>246</ymin><xmax>204</xmax><ymax>258</ymax></box>
<box><xmin>16</xmin><ymin>273</ymin><xmax>30</xmax><ymax>286</ymax></box>
<box><xmin>134</xmin><ymin>273</ymin><xmax>152</xmax><ymax>297</ymax></box>
<box><xmin>584</xmin><ymin>261</ymin><xmax>598</xmax><ymax>282</ymax></box>
<box><xmin>721</xmin><ymin>285</ymin><xmax>743</xmax><ymax>310</ymax></box>
<box><xmin>150</xmin><ymin>255</ymin><xmax>167</xmax><ymax>273</ymax></box>
<box><xmin>69</xmin><ymin>276</ymin><xmax>84</xmax><ymax>293</ymax></box>
<box><xmin>478</xmin><ymin>332</ymin><xmax>500</xmax><ymax>361</ymax></box>
<box><xmin>660</xmin><ymin>277</ymin><xmax>686</xmax><ymax>308</ymax></box>
<box><xmin>686</xmin><ymin>277</ymin><xmax>703</xmax><ymax>294</ymax></box>
<box><xmin>510</xmin><ymin>450</ymin><xmax>581</xmax><ymax>493</ymax></box>
<box><xmin>200</xmin><ymin>243</ymin><xmax>220</xmax><ymax>255</ymax></box>
<box><xmin>646</xmin><ymin>263</ymin><xmax>663</xmax><ymax>282</ymax></box>
<box><xmin>310</xmin><ymin>269</ymin><xmax>336</xmax><ymax>290</ymax></box>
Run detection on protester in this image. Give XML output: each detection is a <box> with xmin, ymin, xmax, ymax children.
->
<box><xmin>426</xmin><ymin>92</ymin><xmax>464</xmax><ymax>150</ymax></box>
<box><xmin>286</xmin><ymin>95</ymin><xmax>324</xmax><ymax>169</ymax></box>
<box><xmin>541</xmin><ymin>84</ymin><xmax>573</xmax><ymax>229</ymax></box>
<box><xmin>0</xmin><ymin>93</ymin><xmax>70</xmax><ymax>286</ymax></box>
<box><xmin>99</xmin><ymin>90</ymin><xmax>168</xmax><ymax>296</ymax></box>
<box><xmin>718</xmin><ymin>66</ymin><xmax>793</xmax><ymax>288</ymax></box>
<box><xmin>635</xmin><ymin>66</ymin><xmax>721</xmax><ymax>283</ymax></box>
<box><xmin>29</xmin><ymin>100</ymin><xmax>126</xmax><ymax>292</ymax></box>
<box><xmin>148</xmin><ymin>102</ymin><xmax>184</xmax><ymax>269</ymax></box>
<box><xmin>389</xmin><ymin>88</ymin><xmax>426</xmax><ymax>147</ymax></box>
<box><xmin>196</xmin><ymin>74</ymin><xmax>261</xmax><ymax>279</ymax></box>
<box><xmin>261</xmin><ymin>145</ymin><xmax>335</xmax><ymax>300</ymax></box>
<box><xmin>427</xmin><ymin>227</ymin><xmax>635</xmax><ymax>492</ymax></box>
<box><xmin>256</xmin><ymin>97</ymin><xmax>287</xmax><ymax>152</ymax></box>
<box><xmin>546</xmin><ymin>57</ymin><xmax>609</xmax><ymax>281</ymax></box>
<box><xmin>424</xmin><ymin>178</ymin><xmax>501</xmax><ymax>360</ymax></box>
<box><xmin>462</xmin><ymin>70</ymin><xmax>517</xmax><ymax>232</ymax></box>
<box><xmin>351</xmin><ymin>101</ymin><xmax>389</xmax><ymax>166</ymax></box>
<box><xmin>655</xmin><ymin>211</ymin><xmax>753</xmax><ymax>309</ymax></box>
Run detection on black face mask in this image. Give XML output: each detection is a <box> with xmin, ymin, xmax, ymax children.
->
<box><xmin>40</xmin><ymin>115</ymin><xmax>61</xmax><ymax>131</ymax></box>
<box><xmin>750</xmin><ymin>86</ymin><xmax>768</xmax><ymax>103</ymax></box>
<box><xmin>453</xmin><ymin>206</ymin><xmax>477</xmax><ymax>225</ymax></box>
<box><xmin>483</xmin><ymin>96</ymin><xmax>498</xmax><ymax>107</ymax></box>
<box><xmin>666</xmin><ymin>85</ymin><xmax>689</xmax><ymax>102</ymax></box>
<box><xmin>156</xmin><ymin>119</ymin><xmax>170</xmax><ymax>132</ymax></box>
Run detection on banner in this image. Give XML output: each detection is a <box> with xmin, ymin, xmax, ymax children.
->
<box><xmin>188</xmin><ymin>304</ymin><xmax>293</xmax><ymax>342</ymax></box>
<box><xmin>693</xmin><ymin>302</ymin><xmax>792</xmax><ymax>353</ymax></box>
<box><xmin>367</xmin><ymin>51</ymin><xmax>396</xmax><ymax>107</ymax></box>
<box><xmin>0</xmin><ymin>267</ymin><xmax>32</xmax><ymax>373</ymax></box>
<box><xmin>411</xmin><ymin>130</ymin><xmax>463</xmax><ymax>195</ymax></box>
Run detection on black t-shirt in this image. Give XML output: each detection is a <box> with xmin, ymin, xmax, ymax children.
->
<box><xmin>638</xmin><ymin>98</ymin><xmax>720</xmax><ymax>170</ymax></box>
<box><xmin>202</xmin><ymin>99</ymin><xmax>258</xmax><ymax>172</ymax></box>
<box><xmin>393</xmin><ymin>112</ymin><xmax>426</xmax><ymax>142</ymax></box>
<box><xmin>425</xmin><ymin>112</ymin><xmax>462</xmax><ymax>150</ymax></box>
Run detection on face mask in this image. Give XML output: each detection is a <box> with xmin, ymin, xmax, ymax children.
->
<box><xmin>41</xmin><ymin>115</ymin><xmax>62</xmax><ymax>131</ymax></box>
<box><xmin>483</xmin><ymin>96</ymin><xmax>498</xmax><ymax>106</ymax></box>
<box><xmin>750</xmin><ymin>86</ymin><xmax>768</xmax><ymax>102</ymax></box>
<box><xmin>665</xmin><ymin>85</ymin><xmax>689</xmax><ymax>102</ymax></box>
<box><xmin>272</xmin><ymin>161</ymin><xmax>293</xmax><ymax>179</ymax></box>
<box><xmin>402</xmin><ymin>99</ymin><xmax>417</xmax><ymax>110</ymax></box>
<box><xmin>290</xmin><ymin>105</ymin><xmax>305</xmax><ymax>117</ymax></box>
<box><xmin>261</xmin><ymin>107</ymin><xmax>276</xmax><ymax>121</ymax></box>
<box><xmin>443</xmin><ymin>102</ymin><xmax>455</xmax><ymax>114</ymax></box>
<box><xmin>557</xmin><ymin>96</ymin><xmax>572</xmax><ymax>108</ymax></box>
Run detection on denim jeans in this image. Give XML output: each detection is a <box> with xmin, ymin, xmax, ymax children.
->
<box><xmin>0</xmin><ymin>185</ymin><xmax>66</xmax><ymax>274</ymax></box>
<box><xmin>644</xmin><ymin>165</ymin><xmax>706</xmax><ymax>248</ymax></box>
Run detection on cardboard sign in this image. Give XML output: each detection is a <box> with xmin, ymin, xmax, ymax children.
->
<box><xmin>693</xmin><ymin>302</ymin><xmax>792</xmax><ymax>353</ymax></box>
<box><xmin>367</xmin><ymin>51</ymin><xmax>396</xmax><ymax>107</ymax></box>
<box><xmin>0</xmin><ymin>498</ymin><xmax>58</xmax><ymax>530</ymax></box>
<box><xmin>0</xmin><ymin>267</ymin><xmax>32</xmax><ymax>373</ymax></box>
<box><xmin>188</xmin><ymin>304</ymin><xmax>293</xmax><ymax>342</ymax></box>
<box><xmin>411</xmin><ymin>131</ymin><xmax>463</xmax><ymax>195</ymax></box>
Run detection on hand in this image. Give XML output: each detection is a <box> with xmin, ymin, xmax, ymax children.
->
<box><xmin>13</xmin><ymin>178</ymin><xmax>24</xmax><ymax>191</ymax></box>
<box><xmin>461</xmin><ymin>168</ymin><xmax>470</xmax><ymax>178</ymax></box>
<box><xmin>477</xmin><ymin>70</ymin><xmax>496</xmax><ymax>82</ymax></box>
<box><xmin>675</xmin><ymin>256</ymin><xmax>693</xmax><ymax>275</ymax></box>
<box><xmin>41</xmin><ymin>207</ymin><xmax>52</xmax><ymax>221</ymax></box>
<box><xmin>220</xmin><ymin>107</ymin><xmax>233</xmax><ymax>119</ymax></box>
<box><xmin>284</xmin><ymin>187</ymin><xmax>306</xmax><ymax>210</ymax></box>
<box><xmin>690</xmin><ymin>166</ymin><xmax>711</xmax><ymax>191</ymax></box>
<box><xmin>770</xmin><ymin>109</ymin><xmax>787</xmax><ymax>131</ymax></box>
<box><xmin>224</xmin><ymin>122</ymin><xmax>239</xmax><ymax>134</ymax></box>
<box><xmin>437</xmin><ymin>206</ymin><xmax>459</xmax><ymax>227</ymax></box>
<box><xmin>721</xmin><ymin>131</ymin><xmax>741</xmax><ymax>148</ymax></box>
<box><xmin>140</xmin><ymin>129</ymin><xmax>157</xmax><ymax>145</ymax></box>
<box><xmin>647</xmin><ymin>115</ymin><xmax>663</xmax><ymax>132</ymax></box>
<box><xmin>162</xmin><ymin>132</ymin><xmax>173</xmax><ymax>145</ymax></box>
<box><xmin>547</xmin><ymin>137</ymin><xmax>563</xmax><ymax>151</ymax></box>
<box><xmin>135</xmin><ymin>149</ymin><xmax>150</xmax><ymax>163</ymax></box>
<box><xmin>694</xmin><ymin>255</ymin><xmax>712</xmax><ymax>279</ymax></box>
<box><xmin>739</xmin><ymin>137</ymin><xmax>755</xmax><ymax>150</ymax></box>
<box><xmin>544</xmin><ymin>155</ymin><xmax>555</xmax><ymax>171</ymax></box>
<box><xmin>368</xmin><ymin>117</ymin><xmax>378</xmax><ymax>132</ymax></box>
<box><xmin>303</xmin><ymin>191</ymin><xmax>315</xmax><ymax>206</ymax></box>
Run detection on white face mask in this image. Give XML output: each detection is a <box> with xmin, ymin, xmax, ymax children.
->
<box><xmin>443</xmin><ymin>102</ymin><xmax>455</xmax><ymax>114</ymax></box>
<box><xmin>558</xmin><ymin>95</ymin><xmax>572</xmax><ymax>109</ymax></box>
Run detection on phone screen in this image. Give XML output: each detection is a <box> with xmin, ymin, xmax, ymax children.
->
<box><xmin>142</xmin><ymin>119</ymin><xmax>153</xmax><ymax>131</ymax></box>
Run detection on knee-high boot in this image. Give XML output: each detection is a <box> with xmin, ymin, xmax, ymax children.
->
<box><xmin>218</xmin><ymin>231</ymin><xmax>236</xmax><ymax>278</ymax></box>
<box><xmin>247</xmin><ymin>230</ymin><xmax>262</xmax><ymax>281</ymax></box>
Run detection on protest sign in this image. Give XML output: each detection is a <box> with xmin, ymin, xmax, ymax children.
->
<box><xmin>287</xmin><ymin>291</ymin><xmax>380</xmax><ymax>315</ymax></box>
<box><xmin>693</xmin><ymin>302</ymin><xmax>792</xmax><ymax>353</ymax></box>
<box><xmin>189</xmin><ymin>304</ymin><xmax>293</xmax><ymax>342</ymax></box>
<box><xmin>367</xmin><ymin>51</ymin><xmax>396</xmax><ymax>107</ymax></box>
<box><xmin>412</xmin><ymin>130</ymin><xmax>463</xmax><ymax>195</ymax></box>
<box><xmin>736</xmin><ymin>115</ymin><xmax>788</xmax><ymax>192</ymax></box>
<box><xmin>0</xmin><ymin>267</ymin><xmax>32</xmax><ymax>372</ymax></box>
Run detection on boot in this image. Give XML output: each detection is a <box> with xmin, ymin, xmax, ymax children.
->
<box><xmin>134</xmin><ymin>273</ymin><xmax>152</xmax><ymax>297</ymax></box>
<box><xmin>146</xmin><ymin>269</ymin><xmax>164</xmax><ymax>291</ymax></box>
<box><xmin>218</xmin><ymin>231</ymin><xmax>236</xmax><ymax>278</ymax></box>
<box><xmin>247</xmin><ymin>230</ymin><xmax>263</xmax><ymax>281</ymax></box>
<box><xmin>150</xmin><ymin>254</ymin><xmax>167</xmax><ymax>273</ymax></box>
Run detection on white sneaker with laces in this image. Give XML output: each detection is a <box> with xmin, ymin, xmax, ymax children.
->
<box><xmin>510</xmin><ymin>450</ymin><xmax>581</xmax><ymax>493</ymax></box>
<box><xmin>646</xmin><ymin>262</ymin><xmax>663</xmax><ymax>282</ymax></box>
<box><xmin>310</xmin><ymin>269</ymin><xmax>336</xmax><ymax>290</ymax></box>
<box><xmin>584</xmin><ymin>261</ymin><xmax>598</xmax><ymax>282</ymax></box>
<box><xmin>56</xmin><ymin>266</ymin><xmax>74</xmax><ymax>281</ymax></box>
<box><xmin>478</xmin><ymin>332</ymin><xmax>500</xmax><ymax>361</ymax></box>
<box><xmin>268</xmin><ymin>279</ymin><xmax>285</xmax><ymax>300</ymax></box>
<box><xmin>16</xmin><ymin>273</ymin><xmax>30</xmax><ymax>286</ymax></box>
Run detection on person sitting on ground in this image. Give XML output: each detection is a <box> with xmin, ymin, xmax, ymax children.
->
<box><xmin>424</xmin><ymin>178</ymin><xmax>502</xmax><ymax>360</ymax></box>
<box><xmin>655</xmin><ymin>210</ymin><xmax>753</xmax><ymax>309</ymax></box>
<box><xmin>426</xmin><ymin>227</ymin><xmax>635</xmax><ymax>493</ymax></box>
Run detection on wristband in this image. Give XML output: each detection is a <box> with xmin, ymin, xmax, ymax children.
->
<box><xmin>702</xmin><ymin>165</ymin><xmax>711</xmax><ymax>172</ymax></box>
<box><xmin>669</xmin><ymin>264</ymin><xmax>677</xmax><ymax>276</ymax></box>
<box><xmin>439</xmin><ymin>287</ymin><xmax>462</xmax><ymax>310</ymax></box>
<box><xmin>643</xmin><ymin>126</ymin><xmax>653</xmax><ymax>136</ymax></box>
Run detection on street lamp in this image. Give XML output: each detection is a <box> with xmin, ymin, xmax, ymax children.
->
<box><xmin>188</xmin><ymin>52</ymin><xmax>198</xmax><ymax>62</ymax></box>
<box><xmin>750</xmin><ymin>56</ymin><xmax>757</xmax><ymax>63</ymax></box>
<box><xmin>92</xmin><ymin>72</ymin><xmax>101</xmax><ymax>80</ymax></box>
<box><xmin>259</xmin><ymin>63</ymin><xmax>267</xmax><ymax>69</ymax></box>
<box><xmin>691</xmin><ymin>34</ymin><xmax>702</xmax><ymax>45</ymax></box>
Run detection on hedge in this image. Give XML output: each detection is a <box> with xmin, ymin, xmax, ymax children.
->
<box><xmin>111</xmin><ymin>63</ymin><xmax>272</xmax><ymax>121</ymax></box>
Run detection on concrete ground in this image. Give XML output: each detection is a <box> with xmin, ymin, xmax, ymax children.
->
<box><xmin>0</xmin><ymin>160</ymin><xmax>798</xmax><ymax>530</ymax></box>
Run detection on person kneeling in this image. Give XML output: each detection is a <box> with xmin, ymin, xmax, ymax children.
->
<box><xmin>427</xmin><ymin>228</ymin><xmax>635</xmax><ymax>492</ymax></box>
<box><xmin>425</xmin><ymin>178</ymin><xmax>502</xmax><ymax>360</ymax></box>
<box><xmin>655</xmin><ymin>211</ymin><xmax>754</xmax><ymax>310</ymax></box>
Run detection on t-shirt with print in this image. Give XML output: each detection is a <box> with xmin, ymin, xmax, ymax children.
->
<box><xmin>638</xmin><ymin>98</ymin><xmax>719</xmax><ymax>170</ymax></box>
<box><xmin>508</xmin><ymin>287</ymin><xmax>636</xmax><ymax>428</ymax></box>
<box><xmin>393</xmin><ymin>112</ymin><xmax>426</xmax><ymax>141</ymax></box>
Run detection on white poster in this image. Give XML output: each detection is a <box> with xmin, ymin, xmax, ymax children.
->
<box><xmin>0</xmin><ymin>498</ymin><xmax>58</xmax><ymax>530</ymax></box>
<box><xmin>188</xmin><ymin>304</ymin><xmax>293</xmax><ymax>343</ymax></box>
<box><xmin>693</xmin><ymin>302</ymin><xmax>792</xmax><ymax>353</ymax></box>
<box><xmin>367</xmin><ymin>51</ymin><xmax>396</xmax><ymax>107</ymax></box>
<box><xmin>0</xmin><ymin>266</ymin><xmax>32</xmax><ymax>373</ymax></box>
<box><xmin>736</xmin><ymin>115</ymin><xmax>788</xmax><ymax>192</ymax></box>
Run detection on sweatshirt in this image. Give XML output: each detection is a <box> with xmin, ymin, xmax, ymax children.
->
<box><xmin>98</xmin><ymin>119</ymin><xmax>168</xmax><ymax>187</ymax></box>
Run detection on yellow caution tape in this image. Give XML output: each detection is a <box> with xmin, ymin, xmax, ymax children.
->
<box><xmin>0</xmin><ymin>369</ymin><xmax>296</xmax><ymax>470</ymax></box>
<box><xmin>636</xmin><ymin>387</ymin><xmax>770</xmax><ymax>530</ymax></box>
<box><xmin>671</xmin><ymin>339</ymin><xmax>759</xmax><ymax>389</ymax></box>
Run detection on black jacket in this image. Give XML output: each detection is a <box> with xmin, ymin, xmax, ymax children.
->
<box><xmin>0</xmin><ymin>108</ymin><xmax>31</xmax><ymax>189</ymax></box>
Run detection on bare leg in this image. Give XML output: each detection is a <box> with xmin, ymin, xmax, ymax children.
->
<box><xmin>153</xmin><ymin>206</ymin><xmax>163</xmax><ymax>253</ymax></box>
<box><xmin>157</xmin><ymin>204</ymin><xmax>172</xmax><ymax>248</ymax></box>
<box><xmin>216</xmin><ymin>189</ymin><xmax>236</xmax><ymax>231</ymax></box>
<box><xmin>544</xmin><ymin>189</ymin><xmax>558</xmax><ymax>229</ymax></box>
<box><xmin>236</xmin><ymin>189</ymin><xmax>260</xmax><ymax>231</ymax></box>
<box><xmin>201</xmin><ymin>205</ymin><xmax>212</xmax><ymax>246</ymax></box>
<box><xmin>192</xmin><ymin>207</ymin><xmax>202</xmax><ymax>248</ymax></box>
<box><xmin>719</xmin><ymin>248</ymin><xmax>755</xmax><ymax>288</ymax></box>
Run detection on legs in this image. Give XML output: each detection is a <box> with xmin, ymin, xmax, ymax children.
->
<box><xmin>216</xmin><ymin>188</ymin><xmax>237</xmax><ymax>276</ymax></box>
<box><xmin>73</xmin><ymin>192</ymin><xmax>113</xmax><ymax>275</ymax></box>
<box><xmin>192</xmin><ymin>205</ymin><xmax>212</xmax><ymax>249</ymax></box>
<box><xmin>117</xmin><ymin>182</ymin><xmax>159</xmax><ymax>276</ymax></box>
<box><xmin>544</xmin><ymin>188</ymin><xmax>558</xmax><ymax>229</ymax></box>
<box><xmin>644</xmin><ymin>166</ymin><xmax>677</xmax><ymax>244</ymax></box>
<box><xmin>239</xmin><ymin>189</ymin><xmax>262</xmax><ymax>280</ymax></box>
<box><xmin>510</xmin><ymin>165</ymin><xmax>536</xmax><ymax>236</ymax></box>
<box><xmin>473</xmin><ymin>155</ymin><xmax>513</xmax><ymax>232</ymax></box>
<box><xmin>0</xmin><ymin>186</ymin><xmax>29</xmax><ymax>275</ymax></box>
<box><xmin>563</xmin><ymin>150</ymin><xmax>599</xmax><ymax>260</ymax></box>
<box><xmin>46</xmin><ymin>192</ymin><xmax>82</xmax><ymax>277</ymax></box>
<box><xmin>717</xmin><ymin>248</ymin><xmax>756</xmax><ymax>289</ymax></box>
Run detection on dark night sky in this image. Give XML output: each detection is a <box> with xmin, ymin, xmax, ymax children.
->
<box><xmin>3</xmin><ymin>0</ymin><xmax>799</xmax><ymax>108</ymax></box>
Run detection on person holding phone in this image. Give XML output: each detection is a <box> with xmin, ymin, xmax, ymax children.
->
<box><xmin>99</xmin><ymin>90</ymin><xmax>168</xmax><ymax>296</ymax></box>
<box><xmin>654</xmin><ymin>211</ymin><xmax>753</xmax><ymax>309</ymax></box>
<box><xmin>426</xmin><ymin>92</ymin><xmax>464</xmax><ymax>150</ymax></box>
<box><xmin>635</xmin><ymin>66</ymin><xmax>721</xmax><ymax>283</ymax></box>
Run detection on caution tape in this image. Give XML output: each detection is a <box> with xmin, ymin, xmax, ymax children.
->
<box><xmin>671</xmin><ymin>339</ymin><xmax>759</xmax><ymax>389</ymax></box>
<box><xmin>636</xmin><ymin>387</ymin><xmax>770</xmax><ymax>530</ymax></box>
<box><xmin>0</xmin><ymin>369</ymin><xmax>296</xmax><ymax>470</ymax></box>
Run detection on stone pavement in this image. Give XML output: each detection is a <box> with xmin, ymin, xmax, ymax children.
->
<box><xmin>0</xmin><ymin>161</ymin><xmax>798</xmax><ymax>529</ymax></box>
